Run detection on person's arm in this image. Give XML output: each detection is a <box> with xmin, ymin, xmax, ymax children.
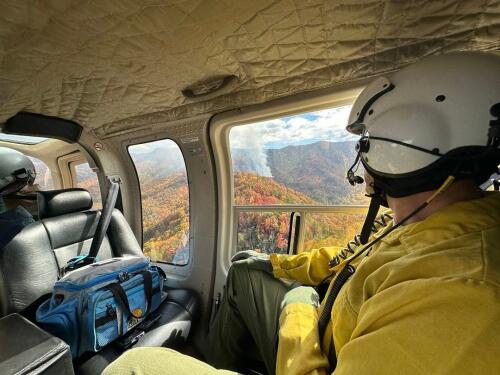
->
<box><xmin>276</xmin><ymin>303</ymin><xmax>329</xmax><ymax>375</ymax></box>
<box><xmin>333</xmin><ymin>277</ymin><xmax>500</xmax><ymax>374</ymax></box>
<box><xmin>270</xmin><ymin>246</ymin><xmax>343</xmax><ymax>285</ymax></box>
<box><xmin>276</xmin><ymin>277</ymin><xmax>500</xmax><ymax>375</ymax></box>
<box><xmin>269</xmin><ymin>210</ymin><xmax>393</xmax><ymax>285</ymax></box>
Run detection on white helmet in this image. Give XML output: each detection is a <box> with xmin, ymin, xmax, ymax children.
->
<box><xmin>346</xmin><ymin>51</ymin><xmax>500</xmax><ymax>197</ymax></box>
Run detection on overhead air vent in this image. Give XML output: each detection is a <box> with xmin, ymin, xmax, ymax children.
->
<box><xmin>182</xmin><ymin>75</ymin><xmax>238</xmax><ymax>102</ymax></box>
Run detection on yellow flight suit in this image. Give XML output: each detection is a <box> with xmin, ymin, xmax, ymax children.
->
<box><xmin>271</xmin><ymin>192</ymin><xmax>500</xmax><ymax>374</ymax></box>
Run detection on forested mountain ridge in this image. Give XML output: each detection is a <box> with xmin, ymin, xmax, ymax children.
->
<box><xmin>233</xmin><ymin>141</ymin><xmax>368</xmax><ymax>206</ymax></box>
<box><xmin>234</xmin><ymin>173</ymin><xmax>316</xmax><ymax>205</ymax></box>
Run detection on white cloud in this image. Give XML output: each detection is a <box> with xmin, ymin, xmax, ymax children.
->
<box><xmin>230</xmin><ymin>104</ymin><xmax>359</xmax><ymax>149</ymax></box>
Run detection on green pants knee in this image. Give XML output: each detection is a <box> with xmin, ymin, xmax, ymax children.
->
<box><xmin>206</xmin><ymin>262</ymin><xmax>292</xmax><ymax>375</ymax></box>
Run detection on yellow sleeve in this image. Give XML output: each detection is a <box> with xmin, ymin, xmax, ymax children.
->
<box><xmin>333</xmin><ymin>278</ymin><xmax>500</xmax><ymax>374</ymax></box>
<box><xmin>269</xmin><ymin>210</ymin><xmax>393</xmax><ymax>285</ymax></box>
<box><xmin>270</xmin><ymin>247</ymin><xmax>343</xmax><ymax>285</ymax></box>
<box><xmin>276</xmin><ymin>303</ymin><xmax>329</xmax><ymax>375</ymax></box>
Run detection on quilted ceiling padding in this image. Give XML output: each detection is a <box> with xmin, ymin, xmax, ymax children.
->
<box><xmin>0</xmin><ymin>0</ymin><xmax>499</xmax><ymax>137</ymax></box>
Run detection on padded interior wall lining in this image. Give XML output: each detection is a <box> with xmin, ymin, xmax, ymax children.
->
<box><xmin>0</xmin><ymin>0</ymin><xmax>499</xmax><ymax>136</ymax></box>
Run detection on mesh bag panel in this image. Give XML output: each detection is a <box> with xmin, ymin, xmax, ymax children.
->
<box><xmin>96</xmin><ymin>319</ymin><xmax>119</xmax><ymax>349</ymax></box>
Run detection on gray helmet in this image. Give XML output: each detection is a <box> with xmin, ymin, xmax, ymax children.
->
<box><xmin>0</xmin><ymin>147</ymin><xmax>36</xmax><ymax>195</ymax></box>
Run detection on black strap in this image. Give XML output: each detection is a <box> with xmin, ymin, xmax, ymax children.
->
<box><xmin>60</xmin><ymin>178</ymin><xmax>121</xmax><ymax>276</ymax></box>
<box><xmin>359</xmin><ymin>194</ymin><xmax>382</xmax><ymax>244</ymax></box>
<box><xmin>108</xmin><ymin>272</ymin><xmax>153</xmax><ymax>318</ymax></box>
<box><xmin>327</xmin><ymin>340</ymin><xmax>337</xmax><ymax>372</ymax></box>
<box><xmin>88</xmin><ymin>177</ymin><xmax>121</xmax><ymax>260</ymax></box>
<box><xmin>107</xmin><ymin>271</ymin><xmax>153</xmax><ymax>319</ymax></box>
<box><xmin>139</xmin><ymin>270</ymin><xmax>153</xmax><ymax>315</ymax></box>
<box><xmin>317</xmin><ymin>265</ymin><xmax>356</xmax><ymax>371</ymax></box>
<box><xmin>318</xmin><ymin>265</ymin><xmax>355</xmax><ymax>339</ymax></box>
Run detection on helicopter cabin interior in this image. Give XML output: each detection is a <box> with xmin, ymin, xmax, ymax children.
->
<box><xmin>0</xmin><ymin>1</ymin><xmax>499</xmax><ymax>374</ymax></box>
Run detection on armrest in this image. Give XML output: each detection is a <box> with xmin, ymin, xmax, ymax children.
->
<box><xmin>0</xmin><ymin>313</ymin><xmax>74</xmax><ymax>375</ymax></box>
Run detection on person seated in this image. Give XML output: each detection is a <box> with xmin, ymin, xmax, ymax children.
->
<box><xmin>0</xmin><ymin>147</ymin><xmax>36</xmax><ymax>249</ymax></box>
<box><xmin>103</xmin><ymin>51</ymin><xmax>500</xmax><ymax>375</ymax></box>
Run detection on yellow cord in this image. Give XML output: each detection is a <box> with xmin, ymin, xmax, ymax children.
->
<box><xmin>425</xmin><ymin>176</ymin><xmax>456</xmax><ymax>204</ymax></box>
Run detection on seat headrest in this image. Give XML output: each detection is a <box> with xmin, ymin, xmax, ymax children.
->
<box><xmin>37</xmin><ymin>188</ymin><xmax>93</xmax><ymax>219</ymax></box>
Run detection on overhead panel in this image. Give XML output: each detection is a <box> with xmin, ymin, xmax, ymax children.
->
<box><xmin>0</xmin><ymin>0</ymin><xmax>498</xmax><ymax>136</ymax></box>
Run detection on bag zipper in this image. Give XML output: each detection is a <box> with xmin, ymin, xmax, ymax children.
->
<box><xmin>56</xmin><ymin>262</ymin><xmax>149</xmax><ymax>291</ymax></box>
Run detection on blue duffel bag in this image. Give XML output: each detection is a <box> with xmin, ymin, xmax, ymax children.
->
<box><xmin>36</xmin><ymin>256</ymin><xmax>164</xmax><ymax>358</ymax></box>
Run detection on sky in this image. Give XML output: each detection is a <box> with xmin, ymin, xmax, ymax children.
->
<box><xmin>127</xmin><ymin>105</ymin><xmax>358</xmax><ymax>156</ymax></box>
<box><xmin>229</xmin><ymin>105</ymin><xmax>359</xmax><ymax>150</ymax></box>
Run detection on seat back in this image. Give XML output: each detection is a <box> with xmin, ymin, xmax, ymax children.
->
<box><xmin>0</xmin><ymin>188</ymin><xmax>143</xmax><ymax>316</ymax></box>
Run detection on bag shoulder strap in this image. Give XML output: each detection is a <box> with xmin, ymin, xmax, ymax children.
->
<box><xmin>107</xmin><ymin>271</ymin><xmax>153</xmax><ymax>318</ymax></box>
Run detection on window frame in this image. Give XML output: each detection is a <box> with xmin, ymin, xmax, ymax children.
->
<box><xmin>126</xmin><ymin>137</ymin><xmax>191</xmax><ymax>267</ymax></box>
<box><xmin>69</xmin><ymin>160</ymin><xmax>103</xmax><ymax>208</ymax></box>
<box><xmin>210</xmin><ymin>84</ymin><xmax>369</xmax><ymax>281</ymax></box>
<box><xmin>57</xmin><ymin>152</ymin><xmax>98</xmax><ymax>189</ymax></box>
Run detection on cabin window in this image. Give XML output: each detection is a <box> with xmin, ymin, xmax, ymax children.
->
<box><xmin>229</xmin><ymin>105</ymin><xmax>368</xmax><ymax>254</ymax></box>
<box><xmin>128</xmin><ymin>139</ymin><xmax>190</xmax><ymax>265</ymax></box>
<box><xmin>71</xmin><ymin>162</ymin><xmax>102</xmax><ymax>209</ymax></box>
<box><xmin>28</xmin><ymin>156</ymin><xmax>54</xmax><ymax>191</ymax></box>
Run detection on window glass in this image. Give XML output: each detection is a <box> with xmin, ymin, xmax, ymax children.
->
<box><xmin>28</xmin><ymin>157</ymin><xmax>54</xmax><ymax>190</ymax></box>
<box><xmin>230</xmin><ymin>105</ymin><xmax>368</xmax><ymax>206</ymax></box>
<box><xmin>237</xmin><ymin>212</ymin><xmax>291</xmax><ymax>254</ymax></box>
<box><xmin>128</xmin><ymin>139</ymin><xmax>189</xmax><ymax>265</ymax></box>
<box><xmin>229</xmin><ymin>105</ymin><xmax>369</xmax><ymax>253</ymax></box>
<box><xmin>302</xmin><ymin>213</ymin><xmax>366</xmax><ymax>251</ymax></box>
<box><xmin>73</xmin><ymin>162</ymin><xmax>102</xmax><ymax>209</ymax></box>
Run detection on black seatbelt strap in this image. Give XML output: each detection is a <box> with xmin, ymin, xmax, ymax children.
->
<box><xmin>88</xmin><ymin>177</ymin><xmax>121</xmax><ymax>261</ymax></box>
<box><xmin>62</xmin><ymin>177</ymin><xmax>121</xmax><ymax>275</ymax></box>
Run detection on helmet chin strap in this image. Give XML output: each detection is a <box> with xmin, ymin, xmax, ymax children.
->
<box><xmin>359</xmin><ymin>187</ymin><xmax>384</xmax><ymax>244</ymax></box>
<box><xmin>346</xmin><ymin>147</ymin><xmax>388</xmax><ymax>245</ymax></box>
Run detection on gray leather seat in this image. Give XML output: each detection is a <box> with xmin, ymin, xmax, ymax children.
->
<box><xmin>0</xmin><ymin>188</ymin><xmax>143</xmax><ymax>316</ymax></box>
<box><xmin>0</xmin><ymin>188</ymin><xmax>199</xmax><ymax>373</ymax></box>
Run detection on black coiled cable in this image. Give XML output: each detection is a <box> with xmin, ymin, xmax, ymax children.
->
<box><xmin>317</xmin><ymin>264</ymin><xmax>355</xmax><ymax>341</ymax></box>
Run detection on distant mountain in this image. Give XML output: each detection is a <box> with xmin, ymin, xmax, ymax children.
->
<box><xmin>129</xmin><ymin>146</ymin><xmax>185</xmax><ymax>183</ymax></box>
<box><xmin>234</xmin><ymin>141</ymin><xmax>368</xmax><ymax>205</ymax></box>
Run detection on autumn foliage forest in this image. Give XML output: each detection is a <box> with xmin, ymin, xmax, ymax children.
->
<box><xmin>134</xmin><ymin>139</ymin><xmax>369</xmax><ymax>261</ymax></box>
<box><xmin>234</xmin><ymin>173</ymin><xmax>366</xmax><ymax>254</ymax></box>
